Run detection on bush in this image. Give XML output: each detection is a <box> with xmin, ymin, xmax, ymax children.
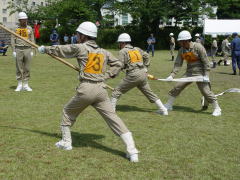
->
<box><xmin>38</xmin><ymin>23</ymin><xmax>231</xmax><ymax>52</ymax></box>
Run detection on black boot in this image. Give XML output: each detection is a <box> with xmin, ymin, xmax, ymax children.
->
<box><xmin>224</xmin><ymin>61</ymin><xmax>228</xmax><ymax>66</ymax></box>
<box><xmin>231</xmin><ymin>71</ymin><xmax>236</xmax><ymax>75</ymax></box>
<box><xmin>217</xmin><ymin>60</ymin><xmax>222</xmax><ymax>66</ymax></box>
<box><xmin>212</xmin><ymin>62</ymin><xmax>217</xmax><ymax>68</ymax></box>
<box><xmin>172</xmin><ymin>56</ymin><xmax>174</xmax><ymax>61</ymax></box>
<box><xmin>201</xmin><ymin>106</ymin><xmax>208</xmax><ymax>111</ymax></box>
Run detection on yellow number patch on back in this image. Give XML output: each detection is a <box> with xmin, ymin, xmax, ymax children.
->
<box><xmin>181</xmin><ymin>52</ymin><xmax>199</xmax><ymax>63</ymax></box>
<box><xmin>16</xmin><ymin>28</ymin><xmax>29</xmax><ymax>39</ymax></box>
<box><xmin>128</xmin><ymin>50</ymin><xmax>142</xmax><ymax>63</ymax></box>
<box><xmin>84</xmin><ymin>53</ymin><xmax>104</xmax><ymax>74</ymax></box>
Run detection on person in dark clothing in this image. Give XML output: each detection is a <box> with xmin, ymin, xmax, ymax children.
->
<box><xmin>0</xmin><ymin>40</ymin><xmax>8</xmax><ymax>56</ymax></box>
<box><xmin>231</xmin><ymin>32</ymin><xmax>240</xmax><ymax>75</ymax></box>
<box><xmin>50</xmin><ymin>29</ymin><xmax>60</xmax><ymax>45</ymax></box>
<box><xmin>146</xmin><ymin>34</ymin><xmax>156</xmax><ymax>57</ymax></box>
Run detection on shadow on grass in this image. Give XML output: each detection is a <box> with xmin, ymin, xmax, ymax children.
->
<box><xmin>216</xmin><ymin>71</ymin><xmax>233</xmax><ymax>75</ymax></box>
<box><xmin>173</xmin><ymin>105</ymin><xmax>211</xmax><ymax>115</ymax></box>
<box><xmin>9</xmin><ymin>86</ymin><xmax>16</xmax><ymax>90</ymax></box>
<box><xmin>116</xmin><ymin>104</ymin><xmax>154</xmax><ymax>112</ymax></box>
<box><xmin>0</xmin><ymin>125</ymin><xmax>126</xmax><ymax>159</ymax></box>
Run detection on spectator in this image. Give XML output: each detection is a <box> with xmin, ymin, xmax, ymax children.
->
<box><xmin>231</xmin><ymin>32</ymin><xmax>240</xmax><ymax>75</ymax></box>
<box><xmin>95</xmin><ymin>20</ymin><xmax>100</xmax><ymax>27</ymax></box>
<box><xmin>0</xmin><ymin>40</ymin><xmax>8</xmax><ymax>56</ymax></box>
<box><xmin>63</xmin><ymin>34</ymin><xmax>69</xmax><ymax>44</ymax></box>
<box><xmin>50</xmin><ymin>29</ymin><xmax>59</xmax><ymax>45</ymax></box>
<box><xmin>70</xmin><ymin>33</ymin><xmax>77</xmax><ymax>44</ymax></box>
<box><xmin>146</xmin><ymin>33</ymin><xmax>156</xmax><ymax>57</ymax></box>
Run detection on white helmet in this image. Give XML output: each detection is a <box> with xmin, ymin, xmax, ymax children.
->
<box><xmin>195</xmin><ymin>33</ymin><xmax>200</xmax><ymax>37</ymax></box>
<box><xmin>117</xmin><ymin>33</ymin><xmax>131</xmax><ymax>42</ymax></box>
<box><xmin>18</xmin><ymin>12</ymin><xmax>28</xmax><ymax>20</ymax></box>
<box><xmin>177</xmin><ymin>30</ymin><xmax>192</xmax><ymax>41</ymax></box>
<box><xmin>76</xmin><ymin>21</ymin><xmax>97</xmax><ymax>38</ymax></box>
<box><xmin>169</xmin><ymin>33</ymin><xmax>174</xmax><ymax>36</ymax></box>
<box><xmin>212</xmin><ymin>34</ymin><xmax>217</xmax><ymax>38</ymax></box>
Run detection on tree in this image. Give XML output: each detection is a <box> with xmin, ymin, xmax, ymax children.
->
<box><xmin>114</xmin><ymin>0</ymin><xmax>214</xmax><ymax>34</ymax></box>
<box><xmin>215</xmin><ymin>0</ymin><xmax>240</xmax><ymax>19</ymax></box>
<box><xmin>7</xmin><ymin>0</ymin><xmax>39</xmax><ymax>22</ymax></box>
<box><xmin>114</xmin><ymin>0</ymin><xmax>169</xmax><ymax>34</ymax></box>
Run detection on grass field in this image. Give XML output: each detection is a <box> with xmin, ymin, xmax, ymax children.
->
<box><xmin>0</xmin><ymin>49</ymin><xmax>240</xmax><ymax>180</ymax></box>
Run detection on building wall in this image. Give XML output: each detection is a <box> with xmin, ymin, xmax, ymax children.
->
<box><xmin>101</xmin><ymin>8</ymin><xmax>133</xmax><ymax>26</ymax></box>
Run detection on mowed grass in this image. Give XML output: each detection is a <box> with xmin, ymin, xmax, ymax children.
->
<box><xmin>0</xmin><ymin>49</ymin><xmax>240</xmax><ymax>180</ymax></box>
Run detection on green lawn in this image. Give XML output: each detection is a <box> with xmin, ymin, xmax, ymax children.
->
<box><xmin>0</xmin><ymin>49</ymin><xmax>239</xmax><ymax>180</ymax></box>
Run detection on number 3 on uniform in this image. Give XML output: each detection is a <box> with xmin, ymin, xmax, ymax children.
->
<box><xmin>84</xmin><ymin>53</ymin><xmax>104</xmax><ymax>74</ymax></box>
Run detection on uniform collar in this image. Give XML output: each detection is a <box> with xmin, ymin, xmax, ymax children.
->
<box><xmin>124</xmin><ymin>44</ymin><xmax>133</xmax><ymax>49</ymax></box>
<box><xmin>85</xmin><ymin>40</ymin><xmax>99</xmax><ymax>48</ymax></box>
<box><xmin>189</xmin><ymin>41</ymin><xmax>194</xmax><ymax>49</ymax></box>
<box><xmin>17</xmin><ymin>25</ymin><xmax>28</xmax><ymax>28</ymax></box>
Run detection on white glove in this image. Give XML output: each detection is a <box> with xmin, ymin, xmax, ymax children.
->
<box><xmin>166</xmin><ymin>75</ymin><xmax>173</xmax><ymax>81</ymax></box>
<box><xmin>203</xmin><ymin>75</ymin><xmax>210</xmax><ymax>82</ymax></box>
<box><xmin>38</xmin><ymin>45</ymin><xmax>45</xmax><ymax>54</ymax></box>
<box><xmin>13</xmin><ymin>52</ymin><xmax>16</xmax><ymax>59</ymax></box>
<box><xmin>30</xmin><ymin>51</ymin><xmax>33</xmax><ymax>57</ymax></box>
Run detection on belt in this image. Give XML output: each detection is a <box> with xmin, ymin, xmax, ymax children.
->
<box><xmin>15</xmin><ymin>46</ymin><xmax>31</xmax><ymax>49</ymax></box>
<box><xmin>81</xmin><ymin>79</ymin><xmax>103</xmax><ymax>84</ymax></box>
<box><xmin>126</xmin><ymin>67</ymin><xmax>144</xmax><ymax>73</ymax></box>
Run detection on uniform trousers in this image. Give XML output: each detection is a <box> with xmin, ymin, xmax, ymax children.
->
<box><xmin>170</xmin><ymin>45</ymin><xmax>175</xmax><ymax>56</ymax></box>
<box><xmin>15</xmin><ymin>47</ymin><xmax>32</xmax><ymax>81</ymax></box>
<box><xmin>232</xmin><ymin>51</ymin><xmax>240</xmax><ymax>71</ymax></box>
<box><xmin>61</xmin><ymin>81</ymin><xmax>129</xmax><ymax>136</ymax></box>
<box><xmin>169</xmin><ymin>81</ymin><xmax>217</xmax><ymax>103</ymax></box>
<box><xmin>211</xmin><ymin>49</ymin><xmax>217</xmax><ymax>63</ymax></box>
<box><xmin>112</xmin><ymin>69</ymin><xmax>159</xmax><ymax>103</ymax></box>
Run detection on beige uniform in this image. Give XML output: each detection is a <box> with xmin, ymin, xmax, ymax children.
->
<box><xmin>170</xmin><ymin>37</ymin><xmax>175</xmax><ymax>56</ymax></box>
<box><xmin>44</xmin><ymin>40</ymin><xmax>129</xmax><ymax>136</ymax></box>
<box><xmin>211</xmin><ymin>39</ymin><xmax>218</xmax><ymax>63</ymax></box>
<box><xmin>221</xmin><ymin>39</ymin><xmax>230</xmax><ymax>62</ymax></box>
<box><xmin>169</xmin><ymin>42</ymin><xmax>217</xmax><ymax>103</ymax></box>
<box><xmin>11</xmin><ymin>25</ymin><xmax>35</xmax><ymax>81</ymax></box>
<box><xmin>111</xmin><ymin>44</ymin><xmax>159</xmax><ymax>103</ymax></box>
<box><xmin>195</xmin><ymin>38</ymin><xmax>201</xmax><ymax>43</ymax></box>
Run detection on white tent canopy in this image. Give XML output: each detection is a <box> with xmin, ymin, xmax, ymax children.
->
<box><xmin>203</xmin><ymin>19</ymin><xmax>240</xmax><ymax>35</ymax></box>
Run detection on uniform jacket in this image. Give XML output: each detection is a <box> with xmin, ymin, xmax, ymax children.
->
<box><xmin>170</xmin><ymin>37</ymin><xmax>175</xmax><ymax>46</ymax></box>
<box><xmin>147</xmin><ymin>37</ymin><xmax>156</xmax><ymax>45</ymax></box>
<box><xmin>118</xmin><ymin>44</ymin><xmax>150</xmax><ymax>74</ymax></box>
<box><xmin>195</xmin><ymin>38</ymin><xmax>201</xmax><ymax>44</ymax></box>
<box><xmin>211</xmin><ymin>40</ymin><xmax>218</xmax><ymax>50</ymax></box>
<box><xmin>231</xmin><ymin>36</ymin><xmax>240</xmax><ymax>56</ymax></box>
<box><xmin>221</xmin><ymin>39</ymin><xmax>230</xmax><ymax>53</ymax></box>
<box><xmin>170</xmin><ymin>42</ymin><xmax>210</xmax><ymax>77</ymax></box>
<box><xmin>44</xmin><ymin>40</ymin><xmax>121</xmax><ymax>82</ymax></box>
<box><xmin>11</xmin><ymin>25</ymin><xmax>35</xmax><ymax>51</ymax></box>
